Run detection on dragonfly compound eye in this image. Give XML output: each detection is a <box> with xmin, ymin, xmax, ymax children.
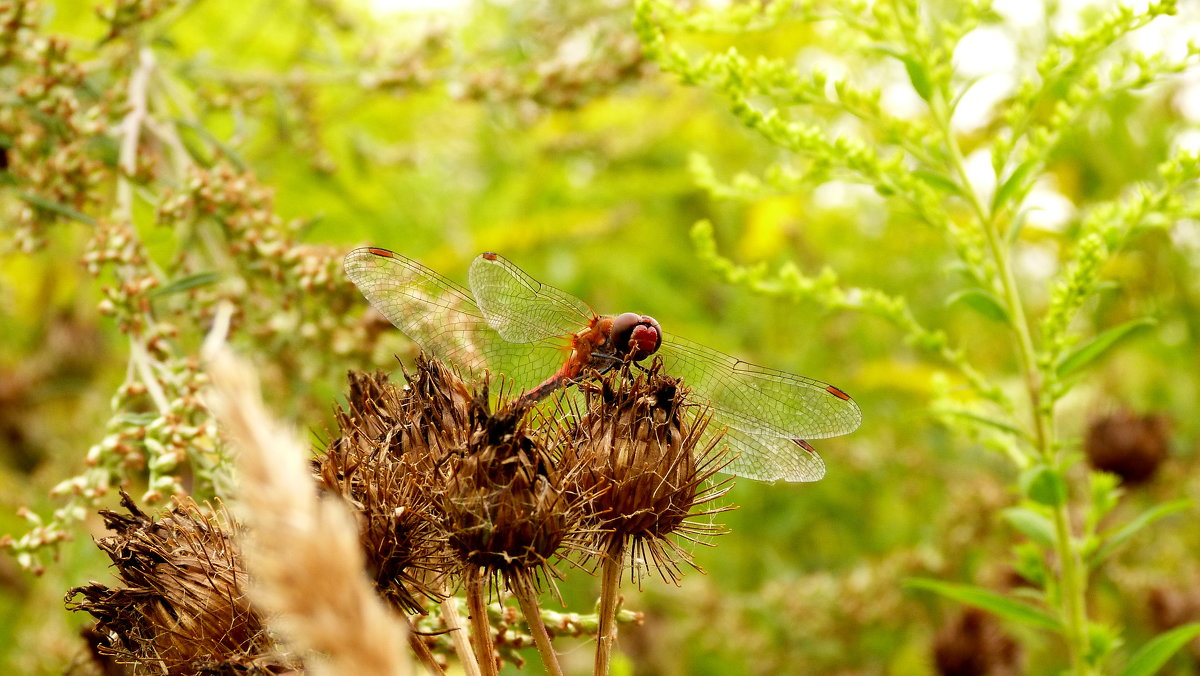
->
<box><xmin>610</xmin><ymin>312</ymin><xmax>662</xmax><ymax>360</ymax></box>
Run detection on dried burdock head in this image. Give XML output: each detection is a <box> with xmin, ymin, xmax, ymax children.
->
<box><xmin>337</xmin><ymin>355</ymin><xmax>475</xmax><ymax>469</ymax></box>
<box><xmin>318</xmin><ymin>356</ymin><xmax>591</xmax><ymax>605</ymax></box>
<box><xmin>562</xmin><ymin>360</ymin><xmax>731</xmax><ymax>584</ymax></box>
<box><xmin>394</xmin><ymin>355</ymin><xmax>479</xmax><ymax>467</ymax></box>
<box><xmin>932</xmin><ymin>607</ymin><xmax>1023</xmax><ymax>676</ymax></box>
<box><xmin>65</xmin><ymin>491</ymin><xmax>294</xmax><ymax>675</ymax></box>
<box><xmin>1084</xmin><ymin>408</ymin><xmax>1170</xmax><ymax>485</ymax></box>
<box><xmin>317</xmin><ymin>368</ymin><xmax>452</xmax><ymax>614</ymax></box>
<box><xmin>438</xmin><ymin>381</ymin><xmax>591</xmax><ymax>592</ymax></box>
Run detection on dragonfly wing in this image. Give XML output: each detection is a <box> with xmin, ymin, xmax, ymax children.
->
<box><xmin>703</xmin><ymin>425</ymin><xmax>826</xmax><ymax>482</ymax></box>
<box><xmin>468</xmin><ymin>253</ymin><xmax>594</xmax><ymax>343</ymax></box>
<box><xmin>344</xmin><ymin>247</ymin><xmax>569</xmax><ymax>392</ymax></box>
<box><xmin>658</xmin><ymin>333</ymin><xmax>862</xmax><ymax>440</ymax></box>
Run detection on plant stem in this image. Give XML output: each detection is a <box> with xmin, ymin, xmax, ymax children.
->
<box><xmin>510</xmin><ymin>574</ymin><xmax>565</xmax><ymax>676</ymax></box>
<box><xmin>440</xmin><ymin>595</ymin><xmax>481</xmax><ymax>676</ymax></box>
<box><xmin>1052</xmin><ymin>497</ymin><xmax>1090</xmax><ymax>673</ymax></box>
<box><xmin>933</xmin><ymin>93</ymin><xmax>1090</xmax><ymax>675</ymax></box>
<box><xmin>464</xmin><ymin>567</ymin><xmax>498</xmax><ymax>676</ymax></box>
<box><xmin>594</xmin><ymin>543</ymin><xmax>625</xmax><ymax>676</ymax></box>
<box><xmin>407</xmin><ymin>614</ymin><xmax>447</xmax><ymax>676</ymax></box>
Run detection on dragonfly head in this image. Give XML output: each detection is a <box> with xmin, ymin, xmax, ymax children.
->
<box><xmin>610</xmin><ymin>312</ymin><xmax>662</xmax><ymax>361</ymax></box>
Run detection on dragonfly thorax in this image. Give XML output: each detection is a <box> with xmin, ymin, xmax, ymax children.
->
<box><xmin>608</xmin><ymin>312</ymin><xmax>662</xmax><ymax>360</ymax></box>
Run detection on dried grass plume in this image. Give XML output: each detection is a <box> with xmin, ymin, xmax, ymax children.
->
<box><xmin>205</xmin><ymin>349</ymin><xmax>410</xmax><ymax>676</ymax></box>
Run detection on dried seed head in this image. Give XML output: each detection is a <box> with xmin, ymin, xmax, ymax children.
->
<box><xmin>317</xmin><ymin>368</ymin><xmax>452</xmax><ymax>613</ymax></box>
<box><xmin>398</xmin><ymin>355</ymin><xmax>477</xmax><ymax>465</ymax></box>
<box><xmin>338</xmin><ymin>355</ymin><xmax>474</xmax><ymax>469</ymax></box>
<box><xmin>932</xmin><ymin>607</ymin><xmax>1023</xmax><ymax>676</ymax></box>
<box><xmin>563</xmin><ymin>361</ymin><xmax>730</xmax><ymax>583</ymax></box>
<box><xmin>321</xmin><ymin>356</ymin><xmax>591</xmax><ymax>600</ymax></box>
<box><xmin>65</xmin><ymin>491</ymin><xmax>293</xmax><ymax>674</ymax></box>
<box><xmin>440</xmin><ymin>390</ymin><xmax>587</xmax><ymax>590</ymax></box>
<box><xmin>1084</xmin><ymin>408</ymin><xmax>1170</xmax><ymax>485</ymax></box>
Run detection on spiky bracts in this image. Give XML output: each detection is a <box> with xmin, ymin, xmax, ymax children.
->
<box><xmin>66</xmin><ymin>355</ymin><xmax>733</xmax><ymax>675</ymax></box>
<box><xmin>557</xmin><ymin>361</ymin><xmax>731</xmax><ymax>675</ymax></box>
<box><xmin>66</xmin><ymin>492</ymin><xmax>293</xmax><ymax>675</ymax></box>
<box><xmin>564</xmin><ymin>361</ymin><xmax>732</xmax><ymax>582</ymax></box>
<box><xmin>320</xmin><ymin>358</ymin><xmax>596</xmax><ymax>595</ymax></box>
<box><xmin>317</xmin><ymin>369</ymin><xmax>453</xmax><ymax>615</ymax></box>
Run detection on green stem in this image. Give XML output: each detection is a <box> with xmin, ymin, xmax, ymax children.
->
<box><xmin>594</xmin><ymin>543</ymin><xmax>625</xmax><ymax>676</ymax></box>
<box><xmin>932</xmin><ymin>92</ymin><xmax>1090</xmax><ymax>675</ymax></box>
<box><xmin>1052</xmin><ymin>498</ymin><xmax>1090</xmax><ymax>673</ymax></box>
<box><xmin>510</xmin><ymin>574</ymin><xmax>564</xmax><ymax>676</ymax></box>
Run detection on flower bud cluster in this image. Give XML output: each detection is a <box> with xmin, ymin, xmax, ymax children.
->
<box><xmin>1</xmin><ymin>10</ymin><xmax>112</xmax><ymax>250</ymax></box>
<box><xmin>457</xmin><ymin>24</ymin><xmax>649</xmax><ymax>115</ymax></box>
<box><xmin>96</xmin><ymin>0</ymin><xmax>178</xmax><ymax>41</ymax></box>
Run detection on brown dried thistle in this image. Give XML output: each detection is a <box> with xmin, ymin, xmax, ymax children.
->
<box><xmin>316</xmin><ymin>368</ymin><xmax>454</xmax><ymax>615</ymax></box>
<box><xmin>563</xmin><ymin>360</ymin><xmax>732</xmax><ymax>580</ymax></box>
<box><xmin>439</xmin><ymin>392</ymin><xmax>587</xmax><ymax>587</ymax></box>
<box><xmin>317</xmin><ymin>356</ymin><xmax>595</xmax><ymax>676</ymax></box>
<box><xmin>428</xmin><ymin>365</ymin><xmax>593</xmax><ymax>676</ymax></box>
<box><xmin>558</xmin><ymin>360</ymin><xmax>732</xmax><ymax>675</ymax></box>
<box><xmin>65</xmin><ymin>491</ymin><xmax>293</xmax><ymax>675</ymax></box>
<box><xmin>1084</xmin><ymin>408</ymin><xmax>1170</xmax><ymax>486</ymax></box>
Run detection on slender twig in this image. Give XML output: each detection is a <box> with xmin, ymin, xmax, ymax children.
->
<box><xmin>464</xmin><ymin>567</ymin><xmax>498</xmax><ymax>676</ymax></box>
<box><xmin>440</xmin><ymin>596</ymin><xmax>481</xmax><ymax>676</ymax></box>
<box><xmin>594</xmin><ymin>543</ymin><xmax>625</xmax><ymax>676</ymax></box>
<box><xmin>116</xmin><ymin>48</ymin><xmax>154</xmax><ymax>219</ymax></box>
<box><xmin>406</xmin><ymin>615</ymin><xmax>446</xmax><ymax>676</ymax></box>
<box><xmin>510</xmin><ymin>575</ymin><xmax>564</xmax><ymax>676</ymax></box>
<box><xmin>116</xmin><ymin>48</ymin><xmax>176</xmax><ymax>416</ymax></box>
<box><xmin>130</xmin><ymin>339</ymin><xmax>171</xmax><ymax>413</ymax></box>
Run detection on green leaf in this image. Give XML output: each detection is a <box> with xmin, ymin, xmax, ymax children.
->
<box><xmin>1001</xmin><ymin>507</ymin><xmax>1056</xmax><ymax>548</ymax></box>
<box><xmin>946</xmin><ymin>288</ymin><xmax>1012</xmax><ymax>324</ymax></box>
<box><xmin>1056</xmin><ymin>317</ymin><xmax>1157</xmax><ymax>378</ymax></box>
<box><xmin>1089</xmin><ymin>621</ymin><xmax>1124</xmax><ymax>665</ymax></box>
<box><xmin>870</xmin><ymin>45</ymin><xmax>933</xmax><ymax>102</ymax></box>
<box><xmin>1119</xmin><ymin>623</ymin><xmax>1200</xmax><ymax>676</ymax></box>
<box><xmin>913</xmin><ymin>170</ymin><xmax>962</xmax><ymax>196</ymax></box>
<box><xmin>936</xmin><ymin>408</ymin><xmax>1027</xmax><ymax>439</ymax></box>
<box><xmin>992</xmin><ymin>159</ymin><xmax>1039</xmax><ymax>212</ymax></box>
<box><xmin>150</xmin><ymin>272</ymin><xmax>223</xmax><ymax>298</ymax></box>
<box><xmin>1012</xmin><ymin>542</ymin><xmax>1048</xmax><ymax>587</ymax></box>
<box><xmin>1020</xmin><ymin>465</ymin><xmax>1067</xmax><ymax>507</ymax></box>
<box><xmin>901</xmin><ymin>56</ymin><xmax>934</xmax><ymax>102</ymax></box>
<box><xmin>904</xmin><ymin>579</ymin><xmax>1062</xmax><ymax>631</ymax></box>
<box><xmin>86</xmin><ymin>133</ymin><xmax>121</xmax><ymax>168</ymax></box>
<box><xmin>1090</xmin><ymin>500</ymin><xmax>1191</xmax><ymax>567</ymax></box>
<box><xmin>174</xmin><ymin>118</ymin><xmax>247</xmax><ymax>171</ymax></box>
<box><xmin>17</xmin><ymin>192</ymin><xmax>97</xmax><ymax>226</ymax></box>
<box><xmin>1004</xmin><ymin>209</ymin><xmax>1030</xmax><ymax>245</ymax></box>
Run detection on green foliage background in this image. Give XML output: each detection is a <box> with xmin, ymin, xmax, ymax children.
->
<box><xmin>1</xmin><ymin>0</ymin><xmax>1199</xmax><ymax>673</ymax></box>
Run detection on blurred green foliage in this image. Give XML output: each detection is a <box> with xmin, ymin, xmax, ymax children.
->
<box><xmin>2</xmin><ymin>0</ymin><xmax>1199</xmax><ymax>674</ymax></box>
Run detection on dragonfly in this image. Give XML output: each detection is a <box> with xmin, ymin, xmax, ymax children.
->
<box><xmin>344</xmin><ymin>247</ymin><xmax>861</xmax><ymax>482</ymax></box>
